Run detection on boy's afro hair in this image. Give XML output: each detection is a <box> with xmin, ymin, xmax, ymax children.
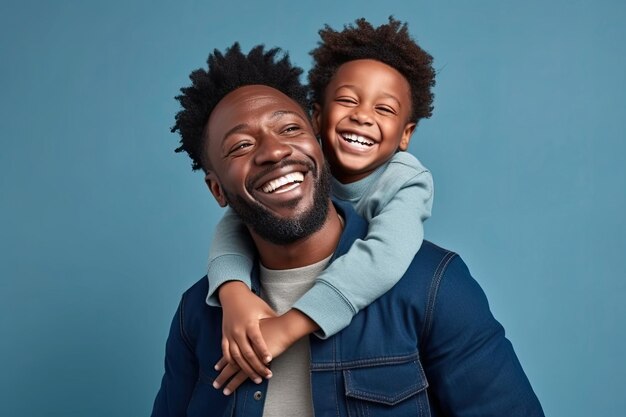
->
<box><xmin>308</xmin><ymin>17</ymin><xmax>435</xmax><ymax>123</ymax></box>
<box><xmin>172</xmin><ymin>43</ymin><xmax>309</xmax><ymax>171</ymax></box>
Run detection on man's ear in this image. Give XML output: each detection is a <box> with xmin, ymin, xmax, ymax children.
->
<box><xmin>205</xmin><ymin>172</ymin><xmax>227</xmax><ymax>207</ymax></box>
<box><xmin>311</xmin><ymin>103</ymin><xmax>322</xmax><ymax>136</ymax></box>
<box><xmin>398</xmin><ymin>122</ymin><xmax>417</xmax><ymax>151</ymax></box>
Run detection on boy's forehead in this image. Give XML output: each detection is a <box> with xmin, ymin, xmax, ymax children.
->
<box><xmin>333</xmin><ymin>59</ymin><xmax>407</xmax><ymax>83</ymax></box>
<box><xmin>328</xmin><ymin>59</ymin><xmax>411</xmax><ymax>102</ymax></box>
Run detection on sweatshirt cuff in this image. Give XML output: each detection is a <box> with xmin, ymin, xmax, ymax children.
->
<box><xmin>292</xmin><ymin>280</ymin><xmax>356</xmax><ymax>339</ymax></box>
<box><xmin>205</xmin><ymin>254</ymin><xmax>253</xmax><ymax>306</ymax></box>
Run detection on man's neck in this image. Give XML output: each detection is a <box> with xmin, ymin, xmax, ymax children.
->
<box><xmin>250</xmin><ymin>203</ymin><xmax>343</xmax><ymax>270</ymax></box>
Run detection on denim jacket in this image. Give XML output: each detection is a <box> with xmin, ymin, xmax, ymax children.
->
<box><xmin>151</xmin><ymin>202</ymin><xmax>544</xmax><ymax>416</ymax></box>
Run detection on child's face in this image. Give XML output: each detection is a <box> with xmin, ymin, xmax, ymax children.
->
<box><xmin>313</xmin><ymin>59</ymin><xmax>416</xmax><ymax>184</ymax></box>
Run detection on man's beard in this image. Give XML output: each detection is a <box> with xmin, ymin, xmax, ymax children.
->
<box><xmin>223</xmin><ymin>159</ymin><xmax>332</xmax><ymax>245</ymax></box>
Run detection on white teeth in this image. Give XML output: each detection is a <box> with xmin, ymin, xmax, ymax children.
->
<box><xmin>341</xmin><ymin>133</ymin><xmax>374</xmax><ymax>146</ymax></box>
<box><xmin>261</xmin><ymin>172</ymin><xmax>305</xmax><ymax>193</ymax></box>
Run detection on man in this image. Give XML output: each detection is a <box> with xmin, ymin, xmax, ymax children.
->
<box><xmin>151</xmin><ymin>44</ymin><xmax>544</xmax><ymax>416</ymax></box>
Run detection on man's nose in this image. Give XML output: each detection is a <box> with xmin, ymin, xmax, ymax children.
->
<box><xmin>253</xmin><ymin>133</ymin><xmax>293</xmax><ymax>165</ymax></box>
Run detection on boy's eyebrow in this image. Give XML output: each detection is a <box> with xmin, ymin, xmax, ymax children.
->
<box><xmin>379</xmin><ymin>92</ymin><xmax>403</xmax><ymax>107</ymax></box>
<box><xmin>334</xmin><ymin>85</ymin><xmax>403</xmax><ymax>107</ymax></box>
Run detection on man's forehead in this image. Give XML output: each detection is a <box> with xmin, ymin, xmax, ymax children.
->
<box><xmin>207</xmin><ymin>85</ymin><xmax>307</xmax><ymax>138</ymax></box>
<box><xmin>214</xmin><ymin>85</ymin><xmax>302</xmax><ymax>117</ymax></box>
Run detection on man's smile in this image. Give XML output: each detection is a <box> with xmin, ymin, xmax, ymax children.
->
<box><xmin>260</xmin><ymin>172</ymin><xmax>305</xmax><ymax>194</ymax></box>
<box><xmin>247</xmin><ymin>160</ymin><xmax>316</xmax><ymax>211</ymax></box>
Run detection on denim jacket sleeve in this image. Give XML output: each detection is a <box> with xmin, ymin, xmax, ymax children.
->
<box><xmin>151</xmin><ymin>298</ymin><xmax>198</xmax><ymax>417</ymax></box>
<box><xmin>421</xmin><ymin>255</ymin><xmax>544</xmax><ymax>416</ymax></box>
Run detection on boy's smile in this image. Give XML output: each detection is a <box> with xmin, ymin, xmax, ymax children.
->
<box><xmin>314</xmin><ymin>59</ymin><xmax>416</xmax><ymax>184</ymax></box>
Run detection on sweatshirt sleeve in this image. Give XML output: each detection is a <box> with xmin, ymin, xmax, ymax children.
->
<box><xmin>292</xmin><ymin>152</ymin><xmax>434</xmax><ymax>338</ymax></box>
<box><xmin>205</xmin><ymin>208</ymin><xmax>256</xmax><ymax>306</ymax></box>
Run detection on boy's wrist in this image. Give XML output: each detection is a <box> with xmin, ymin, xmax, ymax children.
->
<box><xmin>217</xmin><ymin>280</ymin><xmax>250</xmax><ymax>304</ymax></box>
<box><xmin>279</xmin><ymin>309</ymin><xmax>319</xmax><ymax>344</ymax></box>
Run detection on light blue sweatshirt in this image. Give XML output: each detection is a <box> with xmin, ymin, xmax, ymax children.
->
<box><xmin>206</xmin><ymin>151</ymin><xmax>433</xmax><ymax>337</ymax></box>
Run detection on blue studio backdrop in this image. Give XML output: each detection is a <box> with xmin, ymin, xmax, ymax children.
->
<box><xmin>1</xmin><ymin>1</ymin><xmax>625</xmax><ymax>416</ymax></box>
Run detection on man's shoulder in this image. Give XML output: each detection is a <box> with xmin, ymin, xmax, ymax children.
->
<box><xmin>181</xmin><ymin>275</ymin><xmax>209</xmax><ymax>300</ymax></box>
<box><xmin>410</xmin><ymin>240</ymin><xmax>477</xmax><ymax>290</ymax></box>
<box><xmin>391</xmin><ymin>240</ymin><xmax>474</xmax><ymax>309</ymax></box>
<box><xmin>176</xmin><ymin>276</ymin><xmax>223</xmax><ymax>344</ymax></box>
<box><xmin>392</xmin><ymin>240</ymin><xmax>459</xmax><ymax>288</ymax></box>
<box><xmin>413</xmin><ymin>240</ymin><xmax>460</xmax><ymax>274</ymax></box>
<box><xmin>178</xmin><ymin>276</ymin><xmax>218</xmax><ymax>317</ymax></box>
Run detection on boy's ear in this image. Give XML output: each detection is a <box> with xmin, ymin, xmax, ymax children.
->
<box><xmin>311</xmin><ymin>103</ymin><xmax>322</xmax><ymax>136</ymax></box>
<box><xmin>398</xmin><ymin>122</ymin><xmax>417</xmax><ymax>151</ymax></box>
<box><xmin>205</xmin><ymin>172</ymin><xmax>227</xmax><ymax>207</ymax></box>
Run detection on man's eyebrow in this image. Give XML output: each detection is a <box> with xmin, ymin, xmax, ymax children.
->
<box><xmin>222</xmin><ymin>123</ymin><xmax>249</xmax><ymax>142</ymax></box>
<box><xmin>222</xmin><ymin>110</ymin><xmax>306</xmax><ymax>142</ymax></box>
<box><xmin>269</xmin><ymin>110</ymin><xmax>307</xmax><ymax>121</ymax></box>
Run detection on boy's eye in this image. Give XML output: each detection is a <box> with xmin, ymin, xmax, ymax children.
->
<box><xmin>335</xmin><ymin>97</ymin><xmax>357</xmax><ymax>105</ymax></box>
<box><xmin>376</xmin><ymin>105</ymin><xmax>397</xmax><ymax>115</ymax></box>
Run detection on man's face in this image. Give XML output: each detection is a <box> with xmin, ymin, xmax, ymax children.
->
<box><xmin>314</xmin><ymin>59</ymin><xmax>416</xmax><ymax>184</ymax></box>
<box><xmin>204</xmin><ymin>85</ymin><xmax>331</xmax><ymax>244</ymax></box>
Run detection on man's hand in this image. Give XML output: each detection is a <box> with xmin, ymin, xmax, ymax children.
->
<box><xmin>213</xmin><ymin>310</ymin><xmax>319</xmax><ymax>395</ymax></box>
<box><xmin>218</xmin><ymin>281</ymin><xmax>276</xmax><ymax>384</ymax></box>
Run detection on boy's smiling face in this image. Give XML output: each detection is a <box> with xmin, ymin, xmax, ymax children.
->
<box><xmin>313</xmin><ymin>59</ymin><xmax>416</xmax><ymax>184</ymax></box>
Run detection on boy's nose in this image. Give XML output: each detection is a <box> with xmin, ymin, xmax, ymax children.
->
<box><xmin>253</xmin><ymin>134</ymin><xmax>293</xmax><ymax>165</ymax></box>
<box><xmin>349</xmin><ymin>107</ymin><xmax>374</xmax><ymax>125</ymax></box>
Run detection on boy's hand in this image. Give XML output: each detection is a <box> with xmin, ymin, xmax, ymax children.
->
<box><xmin>213</xmin><ymin>310</ymin><xmax>319</xmax><ymax>395</ymax></box>
<box><xmin>218</xmin><ymin>281</ymin><xmax>276</xmax><ymax>383</ymax></box>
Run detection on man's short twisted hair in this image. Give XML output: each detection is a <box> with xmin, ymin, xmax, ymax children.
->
<box><xmin>172</xmin><ymin>43</ymin><xmax>309</xmax><ymax>171</ymax></box>
<box><xmin>308</xmin><ymin>17</ymin><xmax>435</xmax><ymax>123</ymax></box>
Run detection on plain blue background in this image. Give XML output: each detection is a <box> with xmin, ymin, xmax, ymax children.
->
<box><xmin>1</xmin><ymin>0</ymin><xmax>624</xmax><ymax>416</ymax></box>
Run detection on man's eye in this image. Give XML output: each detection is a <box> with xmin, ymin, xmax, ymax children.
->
<box><xmin>227</xmin><ymin>142</ymin><xmax>252</xmax><ymax>155</ymax></box>
<box><xmin>282</xmin><ymin>125</ymin><xmax>301</xmax><ymax>134</ymax></box>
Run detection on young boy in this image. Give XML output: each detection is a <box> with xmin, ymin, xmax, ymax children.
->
<box><xmin>209</xmin><ymin>17</ymin><xmax>436</xmax><ymax>392</ymax></box>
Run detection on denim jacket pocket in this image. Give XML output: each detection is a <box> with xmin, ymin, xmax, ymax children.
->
<box><xmin>343</xmin><ymin>359</ymin><xmax>431</xmax><ymax>417</ymax></box>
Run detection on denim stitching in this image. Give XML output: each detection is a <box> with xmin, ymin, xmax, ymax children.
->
<box><xmin>344</xmin><ymin>367</ymin><xmax>425</xmax><ymax>404</ymax></box>
<box><xmin>240</xmin><ymin>385</ymin><xmax>247</xmax><ymax>415</ymax></box>
<box><xmin>178</xmin><ymin>294</ymin><xmax>194</xmax><ymax>352</ymax></box>
<box><xmin>346</xmin><ymin>396</ymin><xmax>354</xmax><ymax>417</ymax></box>
<box><xmin>411</xmin><ymin>390</ymin><xmax>420</xmax><ymax>416</ymax></box>
<box><xmin>229</xmin><ymin>391</ymin><xmax>236</xmax><ymax>417</ymax></box>
<box><xmin>417</xmin><ymin>388</ymin><xmax>432</xmax><ymax>417</ymax></box>
<box><xmin>333</xmin><ymin>336</ymin><xmax>341</xmax><ymax>417</ymax></box>
<box><xmin>345</xmin><ymin>383</ymin><xmax>422</xmax><ymax>404</ymax></box>
<box><xmin>311</xmin><ymin>352</ymin><xmax>420</xmax><ymax>371</ymax></box>
<box><xmin>420</xmin><ymin>251</ymin><xmax>457</xmax><ymax>350</ymax></box>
